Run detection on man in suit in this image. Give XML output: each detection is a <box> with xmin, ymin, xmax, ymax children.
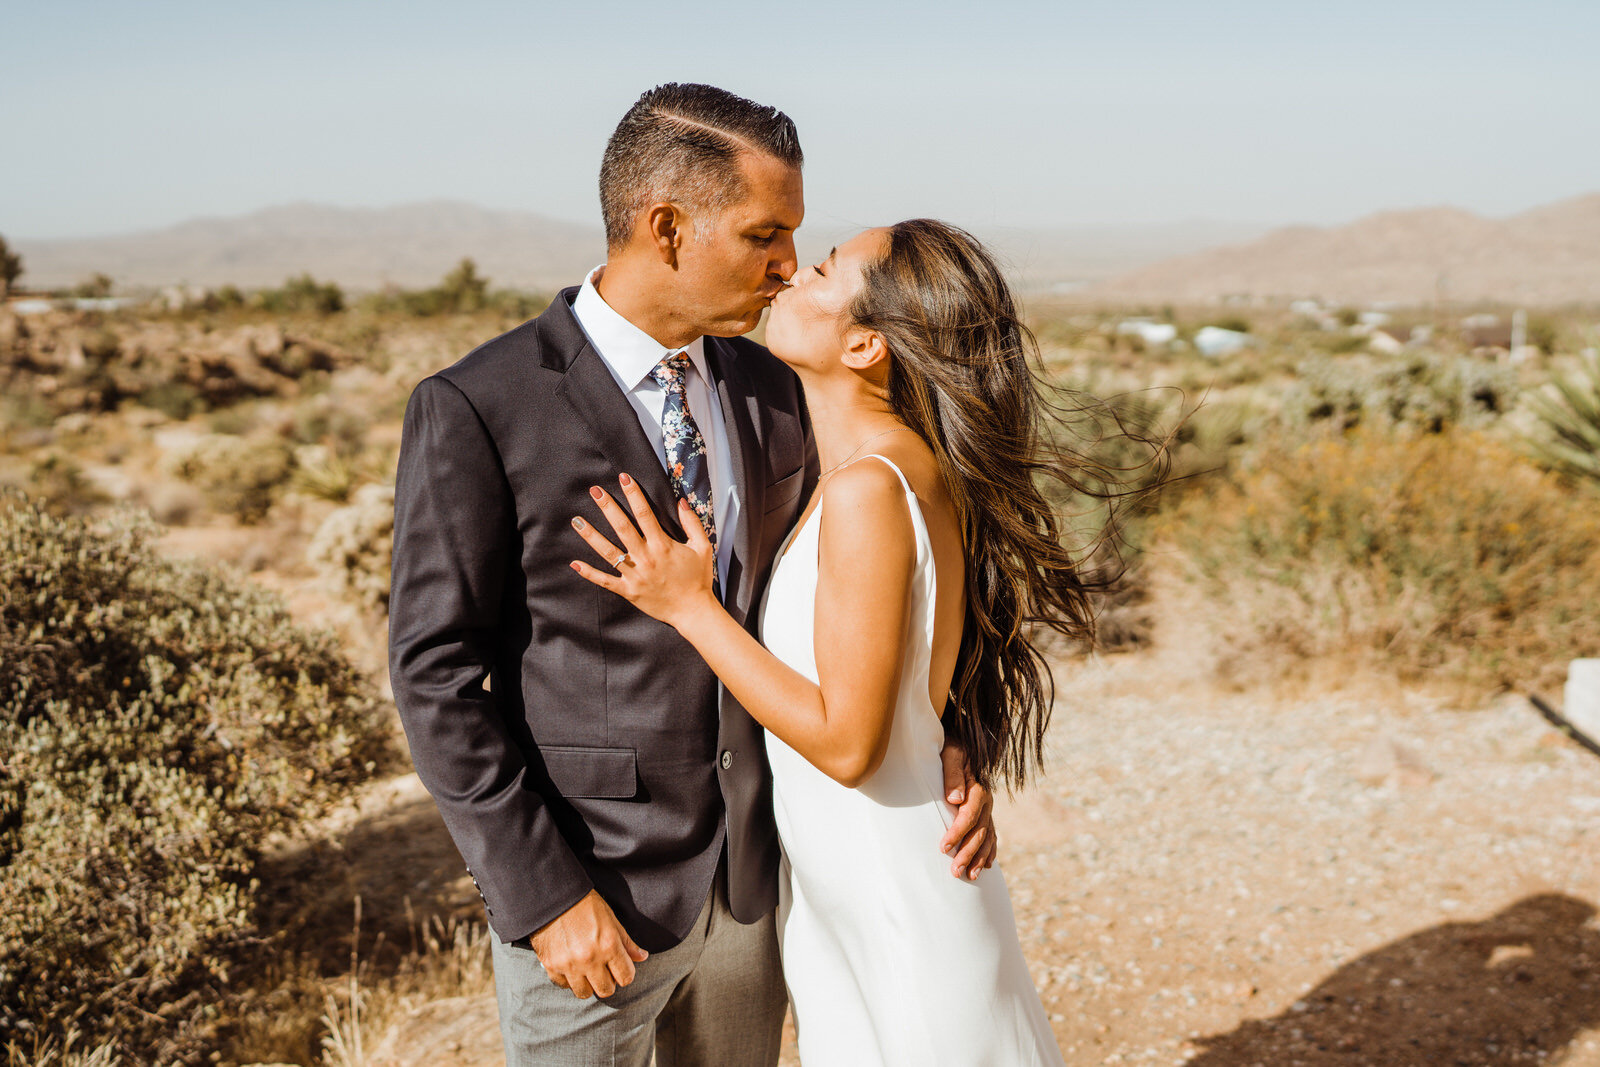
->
<box><xmin>389</xmin><ymin>83</ymin><xmax>997</xmax><ymax>1067</ymax></box>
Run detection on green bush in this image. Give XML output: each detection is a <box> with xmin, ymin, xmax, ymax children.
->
<box><xmin>254</xmin><ymin>274</ymin><xmax>344</xmax><ymax>315</ymax></box>
<box><xmin>135</xmin><ymin>380</ymin><xmax>205</xmax><ymax>421</ymax></box>
<box><xmin>1282</xmin><ymin>353</ymin><xmax>1516</xmax><ymax>434</ymax></box>
<box><xmin>0</xmin><ymin>493</ymin><xmax>392</xmax><ymax>1060</ymax></box>
<box><xmin>1155</xmin><ymin>429</ymin><xmax>1600</xmax><ymax>691</ymax></box>
<box><xmin>172</xmin><ymin>435</ymin><xmax>296</xmax><ymax>523</ymax></box>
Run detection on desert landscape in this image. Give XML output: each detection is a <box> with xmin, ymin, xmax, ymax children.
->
<box><xmin>2</xmin><ymin>194</ymin><xmax>1599</xmax><ymax>1066</ymax></box>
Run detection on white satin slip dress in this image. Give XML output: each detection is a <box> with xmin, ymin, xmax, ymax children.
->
<box><xmin>758</xmin><ymin>454</ymin><xmax>1066</xmax><ymax>1066</ymax></box>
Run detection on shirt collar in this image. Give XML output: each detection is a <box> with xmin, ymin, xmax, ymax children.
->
<box><xmin>572</xmin><ymin>265</ymin><xmax>709</xmax><ymax>391</ymax></box>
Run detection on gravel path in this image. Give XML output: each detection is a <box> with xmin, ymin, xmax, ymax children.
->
<box><xmin>996</xmin><ymin>653</ymin><xmax>1600</xmax><ymax>1066</ymax></box>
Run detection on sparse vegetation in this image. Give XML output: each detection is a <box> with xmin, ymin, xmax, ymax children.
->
<box><xmin>1281</xmin><ymin>352</ymin><xmax>1517</xmax><ymax>434</ymax></box>
<box><xmin>1154</xmin><ymin>429</ymin><xmax>1600</xmax><ymax>692</ymax></box>
<box><xmin>256</xmin><ymin>273</ymin><xmax>346</xmax><ymax>315</ymax></box>
<box><xmin>0</xmin><ymin>235</ymin><xmax>21</xmax><ymax>296</ymax></box>
<box><xmin>171</xmin><ymin>434</ymin><xmax>298</xmax><ymax>523</ymax></box>
<box><xmin>0</xmin><ymin>493</ymin><xmax>394</xmax><ymax>1062</ymax></box>
<box><xmin>71</xmin><ymin>273</ymin><xmax>113</xmax><ymax>299</ymax></box>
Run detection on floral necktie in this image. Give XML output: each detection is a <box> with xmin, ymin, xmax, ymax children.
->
<box><xmin>650</xmin><ymin>352</ymin><xmax>718</xmax><ymax>589</ymax></box>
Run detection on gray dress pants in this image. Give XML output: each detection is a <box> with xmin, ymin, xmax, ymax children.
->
<box><xmin>491</xmin><ymin>861</ymin><xmax>787</xmax><ymax>1067</ymax></box>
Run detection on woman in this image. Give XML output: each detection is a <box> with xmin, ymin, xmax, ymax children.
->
<box><xmin>569</xmin><ymin>220</ymin><xmax>1106</xmax><ymax>1064</ymax></box>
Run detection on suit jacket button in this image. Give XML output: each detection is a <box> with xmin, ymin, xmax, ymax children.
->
<box><xmin>720</xmin><ymin>750</ymin><xmax>733</xmax><ymax>770</ymax></box>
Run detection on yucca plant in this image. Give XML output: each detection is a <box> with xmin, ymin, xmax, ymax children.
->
<box><xmin>1525</xmin><ymin>348</ymin><xmax>1600</xmax><ymax>483</ymax></box>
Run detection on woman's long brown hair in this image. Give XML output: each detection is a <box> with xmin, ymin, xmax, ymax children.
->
<box><xmin>849</xmin><ymin>219</ymin><xmax>1165</xmax><ymax>791</ymax></box>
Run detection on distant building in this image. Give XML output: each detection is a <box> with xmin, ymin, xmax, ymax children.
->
<box><xmin>1194</xmin><ymin>326</ymin><xmax>1254</xmax><ymax>359</ymax></box>
<box><xmin>1115</xmin><ymin>319</ymin><xmax>1179</xmax><ymax>347</ymax></box>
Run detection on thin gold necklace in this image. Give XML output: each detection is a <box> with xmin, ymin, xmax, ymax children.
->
<box><xmin>819</xmin><ymin>426</ymin><xmax>915</xmax><ymax>482</ymax></box>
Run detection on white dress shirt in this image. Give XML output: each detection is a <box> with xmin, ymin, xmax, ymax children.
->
<box><xmin>571</xmin><ymin>266</ymin><xmax>740</xmax><ymax>589</ymax></box>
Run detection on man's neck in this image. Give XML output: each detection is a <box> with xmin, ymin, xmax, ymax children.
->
<box><xmin>593</xmin><ymin>258</ymin><xmax>701</xmax><ymax>350</ymax></box>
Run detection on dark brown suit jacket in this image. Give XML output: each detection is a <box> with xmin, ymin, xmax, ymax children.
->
<box><xmin>388</xmin><ymin>287</ymin><xmax>816</xmax><ymax>949</ymax></box>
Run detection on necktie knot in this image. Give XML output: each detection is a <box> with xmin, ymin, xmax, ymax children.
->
<box><xmin>651</xmin><ymin>351</ymin><xmax>690</xmax><ymax>393</ymax></box>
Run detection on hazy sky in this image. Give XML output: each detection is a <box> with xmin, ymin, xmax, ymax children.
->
<box><xmin>5</xmin><ymin>0</ymin><xmax>1598</xmax><ymax>239</ymax></box>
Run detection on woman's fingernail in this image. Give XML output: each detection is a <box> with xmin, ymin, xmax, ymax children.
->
<box><xmin>620</xmin><ymin>472</ymin><xmax>633</xmax><ymax>486</ymax></box>
<box><xmin>570</xmin><ymin>561</ymin><xmax>581</xmax><ymax>571</ymax></box>
<box><xmin>572</xmin><ymin>517</ymin><xmax>586</xmax><ymax>529</ymax></box>
<box><xmin>590</xmin><ymin>486</ymin><xmax>603</xmax><ymax>500</ymax></box>
<box><xmin>948</xmin><ymin>789</ymin><xmax>963</xmax><ymax>804</ymax></box>
<box><xmin>953</xmin><ymin>864</ymin><xmax>966</xmax><ymax>877</ymax></box>
<box><xmin>942</xmin><ymin>842</ymin><xmax>954</xmax><ymax>855</ymax></box>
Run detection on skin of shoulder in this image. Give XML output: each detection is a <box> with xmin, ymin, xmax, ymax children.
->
<box><xmin>810</xmin><ymin>456</ymin><xmax>919</xmax><ymax>786</ymax></box>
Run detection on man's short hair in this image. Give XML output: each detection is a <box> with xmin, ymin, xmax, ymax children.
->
<box><xmin>599</xmin><ymin>83</ymin><xmax>803</xmax><ymax>250</ymax></box>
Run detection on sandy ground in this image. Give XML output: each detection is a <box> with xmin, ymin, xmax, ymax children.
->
<box><xmin>285</xmin><ymin>646</ymin><xmax>1600</xmax><ymax>1067</ymax></box>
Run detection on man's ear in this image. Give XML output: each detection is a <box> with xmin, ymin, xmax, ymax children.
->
<box><xmin>645</xmin><ymin>203</ymin><xmax>687</xmax><ymax>268</ymax></box>
<box><xmin>841</xmin><ymin>327</ymin><xmax>889</xmax><ymax>372</ymax></box>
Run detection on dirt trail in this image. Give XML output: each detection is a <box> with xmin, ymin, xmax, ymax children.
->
<box><xmin>297</xmin><ymin>651</ymin><xmax>1600</xmax><ymax>1066</ymax></box>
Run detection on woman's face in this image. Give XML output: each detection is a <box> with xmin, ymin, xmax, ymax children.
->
<box><xmin>765</xmin><ymin>227</ymin><xmax>889</xmax><ymax>369</ymax></box>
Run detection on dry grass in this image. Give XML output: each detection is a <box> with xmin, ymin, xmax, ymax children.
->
<box><xmin>1153</xmin><ymin>427</ymin><xmax>1600</xmax><ymax>696</ymax></box>
<box><xmin>210</xmin><ymin>900</ymin><xmax>494</xmax><ymax>1067</ymax></box>
<box><xmin>316</xmin><ymin>909</ymin><xmax>495</xmax><ymax>1067</ymax></box>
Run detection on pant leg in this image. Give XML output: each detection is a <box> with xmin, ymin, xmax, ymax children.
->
<box><xmin>654</xmin><ymin>863</ymin><xmax>788</xmax><ymax>1067</ymax></box>
<box><xmin>492</xmin><ymin>891</ymin><xmax>714</xmax><ymax>1067</ymax></box>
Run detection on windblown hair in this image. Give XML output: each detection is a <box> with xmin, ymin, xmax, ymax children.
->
<box><xmin>599</xmin><ymin>83</ymin><xmax>804</xmax><ymax>250</ymax></box>
<box><xmin>849</xmin><ymin>219</ymin><xmax>1168</xmax><ymax>791</ymax></box>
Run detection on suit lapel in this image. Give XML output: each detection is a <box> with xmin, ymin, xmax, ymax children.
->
<box><xmin>705</xmin><ymin>336</ymin><xmax>765</xmax><ymax>623</ymax></box>
<box><xmin>550</xmin><ymin>308</ymin><xmax>685</xmax><ymax>542</ymax></box>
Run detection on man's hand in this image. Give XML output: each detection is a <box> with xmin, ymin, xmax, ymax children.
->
<box><xmin>527</xmin><ymin>889</ymin><xmax>649</xmax><ymax>999</ymax></box>
<box><xmin>939</xmin><ymin>739</ymin><xmax>997</xmax><ymax>881</ymax></box>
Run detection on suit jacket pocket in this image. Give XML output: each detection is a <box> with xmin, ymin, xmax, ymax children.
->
<box><xmin>539</xmin><ymin>745</ymin><xmax>639</xmax><ymax>799</ymax></box>
<box><xmin>763</xmin><ymin>467</ymin><xmax>805</xmax><ymax>514</ymax></box>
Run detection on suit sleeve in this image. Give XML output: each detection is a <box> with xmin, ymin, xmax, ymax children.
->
<box><xmin>388</xmin><ymin>374</ymin><xmax>592</xmax><ymax>943</ymax></box>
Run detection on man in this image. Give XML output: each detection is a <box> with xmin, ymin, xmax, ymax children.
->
<box><xmin>389</xmin><ymin>83</ymin><xmax>996</xmax><ymax>1066</ymax></box>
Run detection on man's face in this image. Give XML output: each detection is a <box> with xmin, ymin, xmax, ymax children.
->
<box><xmin>675</xmin><ymin>151</ymin><xmax>804</xmax><ymax>338</ymax></box>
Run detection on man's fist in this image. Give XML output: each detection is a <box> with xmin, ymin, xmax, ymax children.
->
<box><xmin>528</xmin><ymin>889</ymin><xmax>650</xmax><ymax>999</ymax></box>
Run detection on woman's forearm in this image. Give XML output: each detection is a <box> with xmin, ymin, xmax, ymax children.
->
<box><xmin>671</xmin><ymin>596</ymin><xmax>878</xmax><ymax>785</ymax></box>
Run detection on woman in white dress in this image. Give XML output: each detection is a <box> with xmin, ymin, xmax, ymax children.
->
<box><xmin>570</xmin><ymin>220</ymin><xmax>1107</xmax><ymax>1065</ymax></box>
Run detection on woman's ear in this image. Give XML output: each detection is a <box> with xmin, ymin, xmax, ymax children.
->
<box><xmin>841</xmin><ymin>327</ymin><xmax>889</xmax><ymax>372</ymax></box>
<box><xmin>645</xmin><ymin>203</ymin><xmax>686</xmax><ymax>268</ymax></box>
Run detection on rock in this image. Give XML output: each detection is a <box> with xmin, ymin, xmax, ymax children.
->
<box><xmin>1565</xmin><ymin>659</ymin><xmax>1600</xmax><ymax>747</ymax></box>
<box><xmin>140</xmin><ymin>481</ymin><xmax>205</xmax><ymax>526</ymax></box>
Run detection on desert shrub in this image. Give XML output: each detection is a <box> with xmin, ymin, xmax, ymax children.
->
<box><xmin>356</xmin><ymin>260</ymin><xmax>547</xmax><ymax>323</ymax></box>
<box><xmin>0</xmin><ymin>235</ymin><xmax>21</xmax><ymax>295</ymax></box>
<box><xmin>1155</xmin><ymin>429</ymin><xmax>1600</xmax><ymax>691</ymax></box>
<box><xmin>25</xmin><ymin>452</ymin><xmax>107</xmax><ymax>515</ymax></box>
<box><xmin>291</xmin><ymin>447</ymin><xmax>359</xmax><ymax>503</ymax></box>
<box><xmin>172</xmin><ymin>435</ymin><xmax>296</xmax><ymax>523</ymax></box>
<box><xmin>255</xmin><ymin>274</ymin><xmax>344</xmax><ymax>315</ymax></box>
<box><xmin>1282</xmin><ymin>353</ymin><xmax>1516</xmax><ymax>433</ymax></box>
<box><xmin>307</xmin><ymin>483</ymin><xmax>394</xmax><ymax>611</ymax></box>
<box><xmin>71</xmin><ymin>274</ymin><xmax>113</xmax><ymax>300</ymax></box>
<box><xmin>135</xmin><ymin>380</ymin><xmax>204</xmax><ymax>420</ymax></box>
<box><xmin>0</xmin><ymin>493</ymin><xmax>392</xmax><ymax>1061</ymax></box>
<box><xmin>284</xmin><ymin>397</ymin><xmax>369</xmax><ymax>455</ymax></box>
<box><xmin>1524</xmin><ymin>349</ymin><xmax>1600</xmax><ymax>485</ymax></box>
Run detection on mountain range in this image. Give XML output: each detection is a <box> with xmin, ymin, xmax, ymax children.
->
<box><xmin>10</xmin><ymin>202</ymin><xmax>1263</xmax><ymax>295</ymax></box>
<box><xmin>1086</xmin><ymin>193</ymin><xmax>1600</xmax><ymax>306</ymax></box>
<box><xmin>11</xmin><ymin>193</ymin><xmax>1599</xmax><ymax>304</ymax></box>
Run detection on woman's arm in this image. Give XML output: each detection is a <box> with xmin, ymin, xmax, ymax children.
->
<box><xmin>570</xmin><ymin>463</ymin><xmax>915</xmax><ymax>787</ymax></box>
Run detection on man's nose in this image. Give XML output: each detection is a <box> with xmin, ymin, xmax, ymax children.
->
<box><xmin>769</xmin><ymin>233</ymin><xmax>798</xmax><ymax>282</ymax></box>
